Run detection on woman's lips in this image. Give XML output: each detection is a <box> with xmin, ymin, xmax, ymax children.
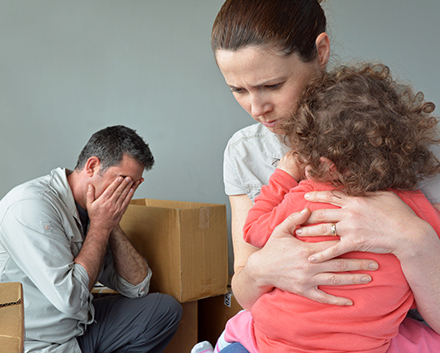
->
<box><xmin>261</xmin><ymin>120</ymin><xmax>278</xmax><ymax>128</ymax></box>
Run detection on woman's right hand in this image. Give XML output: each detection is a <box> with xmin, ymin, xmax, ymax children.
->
<box><xmin>246</xmin><ymin>208</ymin><xmax>378</xmax><ymax>306</ymax></box>
<box><xmin>229</xmin><ymin>195</ymin><xmax>378</xmax><ymax>310</ymax></box>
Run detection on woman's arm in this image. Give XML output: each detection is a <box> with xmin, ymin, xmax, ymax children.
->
<box><xmin>229</xmin><ymin>194</ymin><xmax>379</xmax><ymax>310</ymax></box>
<box><xmin>297</xmin><ymin>190</ymin><xmax>440</xmax><ymax>333</ymax></box>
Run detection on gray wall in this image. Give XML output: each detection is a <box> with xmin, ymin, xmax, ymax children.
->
<box><xmin>1</xmin><ymin>1</ymin><xmax>439</xmax><ymax>271</ymax></box>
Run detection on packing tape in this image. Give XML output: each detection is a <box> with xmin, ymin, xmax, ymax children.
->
<box><xmin>199</xmin><ymin>207</ymin><xmax>210</xmax><ymax>229</ymax></box>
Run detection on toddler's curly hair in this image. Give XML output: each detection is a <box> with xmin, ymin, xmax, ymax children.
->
<box><xmin>282</xmin><ymin>63</ymin><xmax>440</xmax><ymax>195</ymax></box>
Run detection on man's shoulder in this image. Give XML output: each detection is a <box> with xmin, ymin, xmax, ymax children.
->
<box><xmin>0</xmin><ymin>168</ymin><xmax>68</xmax><ymax>211</ymax></box>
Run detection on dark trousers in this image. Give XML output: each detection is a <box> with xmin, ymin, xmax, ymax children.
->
<box><xmin>220</xmin><ymin>343</ymin><xmax>250</xmax><ymax>353</ymax></box>
<box><xmin>77</xmin><ymin>293</ymin><xmax>182</xmax><ymax>353</ymax></box>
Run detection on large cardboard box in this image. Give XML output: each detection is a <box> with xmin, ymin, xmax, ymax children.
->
<box><xmin>120</xmin><ymin>199</ymin><xmax>228</xmax><ymax>303</ymax></box>
<box><xmin>198</xmin><ymin>289</ymin><xmax>243</xmax><ymax>346</ymax></box>
<box><xmin>0</xmin><ymin>282</ymin><xmax>24</xmax><ymax>353</ymax></box>
<box><xmin>163</xmin><ymin>300</ymin><xmax>198</xmax><ymax>353</ymax></box>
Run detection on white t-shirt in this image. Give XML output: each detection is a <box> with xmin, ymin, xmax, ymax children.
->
<box><xmin>224</xmin><ymin>123</ymin><xmax>440</xmax><ymax>204</ymax></box>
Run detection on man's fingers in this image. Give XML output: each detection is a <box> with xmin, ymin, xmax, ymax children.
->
<box><xmin>101</xmin><ymin>177</ymin><xmax>133</xmax><ymax>203</ymax></box>
<box><xmin>131</xmin><ymin>178</ymin><xmax>144</xmax><ymax>194</ymax></box>
<box><xmin>86</xmin><ymin>184</ymin><xmax>95</xmax><ymax>207</ymax></box>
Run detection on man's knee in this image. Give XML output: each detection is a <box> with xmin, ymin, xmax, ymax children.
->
<box><xmin>154</xmin><ymin>293</ymin><xmax>182</xmax><ymax>330</ymax></box>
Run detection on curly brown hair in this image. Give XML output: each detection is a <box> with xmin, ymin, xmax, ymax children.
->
<box><xmin>282</xmin><ymin>63</ymin><xmax>440</xmax><ymax>195</ymax></box>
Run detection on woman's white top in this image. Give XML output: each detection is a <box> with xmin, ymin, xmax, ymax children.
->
<box><xmin>224</xmin><ymin>123</ymin><xmax>440</xmax><ymax>204</ymax></box>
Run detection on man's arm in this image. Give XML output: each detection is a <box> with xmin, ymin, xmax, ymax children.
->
<box><xmin>74</xmin><ymin>177</ymin><xmax>135</xmax><ymax>290</ymax></box>
<box><xmin>108</xmin><ymin>225</ymin><xmax>149</xmax><ymax>285</ymax></box>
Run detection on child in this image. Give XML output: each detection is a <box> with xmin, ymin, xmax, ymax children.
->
<box><xmin>241</xmin><ymin>63</ymin><xmax>440</xmax><ymax>352</ymax></box>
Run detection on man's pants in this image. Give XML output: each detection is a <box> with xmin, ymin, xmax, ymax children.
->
<box><xmin>77</xmin><ymin>293</ymin><xmax>182</xmax><ymax>353</ymax></box>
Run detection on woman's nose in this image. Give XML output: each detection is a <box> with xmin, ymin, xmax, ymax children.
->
<box><xmin>250</xmin><ymin>94</ymin><xmax>272</xmax><ymax>117</ymax></box>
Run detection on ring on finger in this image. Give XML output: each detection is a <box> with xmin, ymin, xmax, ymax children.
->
<box><xmin>331</xmin><ymin>223</ymin><xmax>338</xmax><ymax>237</ymax></box>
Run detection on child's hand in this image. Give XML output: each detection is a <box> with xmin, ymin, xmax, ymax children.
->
<box><xmin>277</xmin><ymin>151</ymin><xmax>303</xmax><ymax>182</ymax></box>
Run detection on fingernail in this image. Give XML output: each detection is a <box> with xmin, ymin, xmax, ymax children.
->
<box><xmin>369</xmin><ymin>263</ymin><xmax>378</xmax><ymax>270</ymax></box>
<box><xmin>361</xmin><ymin>276</ymin><xmax>371</xmax><ymax>283</ymax></box>
<box><xmin>308</xmin><ymin>256</ymin><xmax>316</xmax><ymax>263</ymax></box>
<box><xmin>345</xmin><ymin>301</ymin><xmax>353</xmax><ymax>306</ymax></box>
<box><xmin>296</xmin><ymin>228</ymin><xmax>303</xmax><ymax>235</ymax></box>
<box><xmin>304</xmin><ymin>193</ymin><xmax>311</xmax><ymax>199</ymax></box>
<box><xmin>300</xmin><ymin>208</ymin><xmax>307</xmax><ymax>214</ymax></box>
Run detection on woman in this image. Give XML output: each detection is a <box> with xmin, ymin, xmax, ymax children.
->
<box><xmin>211</xmin><ymin>0</ymin><xmax>440</xmax><ymax>351</ymax></box>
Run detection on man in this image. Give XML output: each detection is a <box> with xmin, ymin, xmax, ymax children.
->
<box><xmin>0</xmin><ymin>125</ymin><xmax>182</xmax><ymax>353</ymax></box>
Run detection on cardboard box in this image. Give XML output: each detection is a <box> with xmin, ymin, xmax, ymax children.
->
<box><xmin>198</xmin><ymin>289</ymin><xmax>244</xmax><ymax>346</ymax></box>
<box><xmin>120</xmin><ymin>199</ymin><xmax>228</xmax><ymax>303</ymax></box>
<box><xmin>0</xmin><ymin>282</ymin><xmax>24</xmax><ymax>353</ymax></box>
<box><xmin>163</xmin><ymin>300</ymin><xmax>198</xmax><ymax>353</ymax></box>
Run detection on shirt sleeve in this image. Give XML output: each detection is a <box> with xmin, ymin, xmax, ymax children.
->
<box><xmin>243</xmin><ymin>169</ymin><xmax>300</xmax><ymax>248</ymax></box>
<box><xmin>1</xmin><ymin>198</ymin><xmax>91</xmax><ymax>319</ymax></box>
<box><xmin>98</xmin><ymin>248</ymin><xmax>152</xmax><ymax>298</ymax></box>
<box><xmin>223</xmin><ymin>140</ymin><xmax>247</xmax><ymax>197</ymax></box>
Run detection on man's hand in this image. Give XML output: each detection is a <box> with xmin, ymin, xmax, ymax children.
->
<box><xmin>75</xmin><ymin>176</ymin><xmax>142</xmax><ymax>289</ymax></box>
<box><xmin>86</xmin><ymin>176</ymin><xmax>140</xmax><ymax>233</ymax></box>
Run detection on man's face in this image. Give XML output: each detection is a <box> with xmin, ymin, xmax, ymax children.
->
<box><xmin>92</xmin><ymin>155</ymin><xmax>144</xmax><ymax>199</ymax></box>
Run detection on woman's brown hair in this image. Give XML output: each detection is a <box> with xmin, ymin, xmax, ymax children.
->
<box><xmin>282</xmin><ymin>63</ymin><xmax>440</xmax><ymax>195</ymax></box>
<box><xmin>211</xmin><ymin>0</ymin><xmax>326</xmax><ymax>62</ymax></box>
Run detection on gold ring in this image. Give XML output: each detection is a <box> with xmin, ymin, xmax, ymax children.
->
<box><xmin>331</xmin><ymin>223</ymin><xmax>338</xmax><ymax>236</ymax></box>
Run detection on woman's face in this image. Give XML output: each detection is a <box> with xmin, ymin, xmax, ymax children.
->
<box><xmin>216</xmin><ymin>46</ymin><xmax>324</xmax><ymax>134</ymax></box>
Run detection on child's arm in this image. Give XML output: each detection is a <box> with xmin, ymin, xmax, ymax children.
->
<box><xmin>277</xmin><ymin>151</ymin><xmax>303</xmax><ymax>182</ymax></box>
<box><xmin>243</xmin><ymin>152</ymin><xmax>304</xmax><ymax>247</ymax></box>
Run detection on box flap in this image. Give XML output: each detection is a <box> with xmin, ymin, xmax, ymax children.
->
<box><xmin>0</xmin><ymin>282</ymin><xmax>24</xmax><ymax>353</ymax></box>
<box><xmin>0</xmin><ymin>282</ymin><xmax>21</xmax><ymax>303</ymax></box>
<box><xmin>132</xmin><ymin>198</ymin><xmax>219</xmax><ymax>210</ymax></box>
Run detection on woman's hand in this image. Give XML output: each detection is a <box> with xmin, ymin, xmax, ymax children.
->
<box><xmin>296</xmin><ymin>189</ymin><xmax>440</xmax><ymax>333</ymax></box>
<box><xmin>247</xmin><ymin>208</ymin><xmax>378</xmax><ymax>306</ymax></box>
<box><xmin>295</xmin><ymin>190</ymin><xmax>427</xmax><ymax>262</ymax></box>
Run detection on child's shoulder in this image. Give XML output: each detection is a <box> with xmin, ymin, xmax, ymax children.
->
<box><xmin>297</xmin><ymin>179</ymin><xmax>336</xmax><ymax>192</ymax></box>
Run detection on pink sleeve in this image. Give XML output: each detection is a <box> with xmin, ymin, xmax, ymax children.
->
<box><xmin>243</xmin><ymin>169</ymin><xmax>301</xmax><ymax>248</ymax></box>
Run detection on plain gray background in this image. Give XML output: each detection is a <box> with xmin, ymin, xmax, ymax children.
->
<box><xmin>1</xmin><ymin>1</ymin><xmax>439</xmax><ymax>271</ymax></box>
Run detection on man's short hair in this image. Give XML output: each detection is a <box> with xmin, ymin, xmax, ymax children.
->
<box><xmin>75</xmin><ymin>125</ymin><xmax>154</xmax><ymax>173</ymax></box>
